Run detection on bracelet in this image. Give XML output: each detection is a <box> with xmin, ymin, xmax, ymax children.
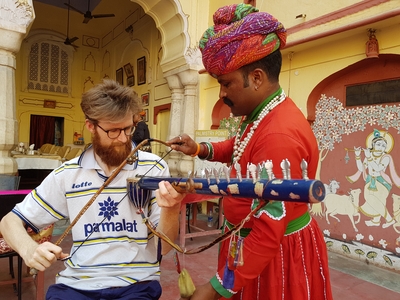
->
<box><xmin>355</xmin><ymin>156</ymin><xmax>361</xmax><ymax>160</ymax></box>
<box><xmin>191</xmin><ymin>143</ymin><xmax>201</xmax><ymax>157</ymax></box>
<box><xmin>204</xmin><ymin>142</ymin><xmax>213</xmax><ymax>160</ymax></box>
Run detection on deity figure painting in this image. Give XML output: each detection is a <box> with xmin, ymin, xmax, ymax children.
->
<box><xmin>346</xmin><ymin>129</ymin><xmax>400</xmax><ymax>228</ymax></box>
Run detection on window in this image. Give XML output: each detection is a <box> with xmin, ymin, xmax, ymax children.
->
<box><xmin>28</xmin><ymin>41</ymin><xmax>70</xmax><ymax>94</ymax></box>
<box><xmin>346</xmin><ymin>79</ymin><xmax>400</xmax><ymax>106</ymax></box>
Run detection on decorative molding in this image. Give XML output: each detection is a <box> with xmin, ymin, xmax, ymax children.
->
<box><xmin>287</xmin><ymin>0</ymin><xmax>390</xmax><ymax>34</ymax></box>
<box><xmin>185</xmin><ymin>46</ymin><xmax>203</xmax><ymax>66</ymax></box>
<box><xmin>83</xmin><ymin>77</ymin><xmax>94</xmax><ymax>93</ymax></box>
<box><xmin>102</xmin><ymin>31</ymin><xmax>113</xmax><ymax>47</ymax></box>
<box><xmin>83</xmin><ymin>52</ymin><xmax>96</xmax><ymax>72</ymax></box>
<box><xmin>43</xmin><ymin>100</ymin><xmax>55</xmax><ymax>109</ymax></box>
<box><xmin>82</xmin><ymin>35</ymin><xmax>99</xmax><ymax>48</ymax></box>
<box><xmin>102</xmin><ymin>50</ymin><xmax>111</xmax><ymax>71</ymax></box>
<box><xmin>19</xmin><ymin>98</ymin><xmax>74</xmax><ymax>109</ymax></box>
<box><xmin>113</xmin><ymin>21</ymin><xmax>124</xmax><ymax>39</ymax></box>
<box><xmin>125</xmin><ymin>9</ymin><xmax>139</xmax><ymax>27</ymax></box>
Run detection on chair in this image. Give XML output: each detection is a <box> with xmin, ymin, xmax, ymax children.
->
<box><xmin>39</xmin><ymin>144</ymin><xmax>53</xmax><ymax>154</ymax></box>
<box><xmin>57</xmin><ymin>146</ymin><xmax>71</xmax><ymax>159</ymax></box>
<box><xmin>39</xmin><ymin>144</ymin><xmax>50</xmax><ymax>153</ymax></box>
<box><xmin>63</xmin><ymin>148</ymin><xmax>82</xmax><ymax>161</ymax></box>
<box><xmin>0</xmin><ymin>190</ymin><xmax>54</xmax><ymax>300</ymax></box>
<box><xmin>0</xmin><ymin>175</ymin><xmax>20</xmax><ymax>190</ymax></box>
<box><xmin>179</xmin><ymin>194</ymin><xmax>223</xmax><ymax>248</ymax></box>
<box><xmin>49</xmin><ymin>146</ymin><xmax>60</xmax><ymax>155</ymax></box>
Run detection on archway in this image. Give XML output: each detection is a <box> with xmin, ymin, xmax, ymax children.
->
<box><xmin>307</xmin><ymin>54</ymin><xmax>400</xmax><ymax>122</ymax></box>
<box><xmin>131</xmin><ymin>0</ymin><xmax>190</xmax><ymax>74</ymax></box>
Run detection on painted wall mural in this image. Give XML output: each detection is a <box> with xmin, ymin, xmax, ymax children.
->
<box><xmin>311</xmin><ymin>95</ymin><xmax>400</xmax><ymax>271</ymax></box>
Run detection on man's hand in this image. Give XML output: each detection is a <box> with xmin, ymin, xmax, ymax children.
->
<box><xmin>23</xmin><ymin>241</ymin><xmax>69</xmax><ymax>271</ymax></box>
<box><xmin>156</xmin><ymin>180</ymin><xmax>185</xmax><ymax>208</ymax></box>
<box><xmin>167</xmin><ymin>133</ymin><xmax>198</xmax><ymax>156</ymax></box>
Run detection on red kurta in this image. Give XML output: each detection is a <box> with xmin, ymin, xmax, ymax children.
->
<box><xmin>209</xmin><ymin>97</ymin><xmax>333</xmax><ymax>300</ymax></box>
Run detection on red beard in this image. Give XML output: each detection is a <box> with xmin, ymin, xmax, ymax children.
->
<box><xmin>92</xmin><ymin>131</ymin><xmax>132</xmax><ymax>167</ymax></box>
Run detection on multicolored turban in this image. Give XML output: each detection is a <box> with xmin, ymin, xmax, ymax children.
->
<box><xmin>199</xmin><ymin>3</ymin><xmax>286</xmax><ymax>77</ymax></box>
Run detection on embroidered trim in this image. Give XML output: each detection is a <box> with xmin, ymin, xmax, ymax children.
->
<box><xmin>211</xmin><ymin>274</ymin><xmax>236</xmax><ymax>297</ymax></box>
<box><xmin>253</xmin><ymin>200</ymin><xmax>286</xmax><ymax>221</ymax></box>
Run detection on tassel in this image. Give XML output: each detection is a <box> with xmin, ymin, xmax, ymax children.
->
<box><xmin>173</xmin><ymin>251</ymin><xmax>181</xmax><ymax>274</ymax></box>
<box><xmin>178</xmin><ymin>268</ymin><xmax>196</xmax><ymax>298</ymax></box>
<box><xmin>234</xmin><ymin>237</ymin><xmax>244</xmax><ymax>267</ymax></box>
<box><xmin>222</xmin><ymin>261</ymin><xmax>235</xmax><ymax>289</ymax></box>
<box><xmin>228</xmin><ymin>239</ymin><xmax>237</xmax><ymax>269</ymax></box>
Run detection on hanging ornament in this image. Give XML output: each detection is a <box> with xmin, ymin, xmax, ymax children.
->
<box><xmin>234</xmin><ymin>237</ymin><xmax>244</xmax><ymax>267</ymax></box>
<box><xmin>227</xmin><ymin>236</ymin><xmax>237</xmax><ymax>269</ymax></box>
<box><xmin>365</xmin><ymin>28</ymin><xmax>379</xmax><ymax>58</ymax></box>
<box><xmin>222</xmin><ymin>261</ymin><xmax>235</xmax><ymax>289</ymax></box>
<box><xmin>344</xmin><ymin>149</ymin><xmax>350</xmax><ymax>164</ymax></box>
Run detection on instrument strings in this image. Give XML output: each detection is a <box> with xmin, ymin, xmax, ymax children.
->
<box><xmin>144</xmin><ymin>200</ymin><xmax>267</xmax><ymax>255</ymax></box>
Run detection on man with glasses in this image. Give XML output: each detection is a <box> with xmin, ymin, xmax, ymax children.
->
<box><xmin>0</xmin><ymin>79</ymin><xmax>184</xmax><ymax>300</ymax></box>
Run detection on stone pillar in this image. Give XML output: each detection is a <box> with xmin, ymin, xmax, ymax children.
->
<box><xmin>0</xmin><ymin>0</ymin><xmax>35</xmax><ymax>174</ymax></box>
<box><xmin>164</xmin><ymin>67</ymin><xmax>199</xmax><ymax>177</ymax></box>
<box><xmin>165</xmin><ymin>74</ymin><xmax>184</xmax><ymax>176</ymax></box>
<box><xmin>177</xmin><ymin>69</ymin><xmax>199</xmax><ymax>176</ymax></box>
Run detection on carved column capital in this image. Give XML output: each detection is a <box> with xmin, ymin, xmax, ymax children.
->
<box><xmin>0</xmin><ymin>0</ymin><xmax>35</xmax><ymax>53</ymax></box>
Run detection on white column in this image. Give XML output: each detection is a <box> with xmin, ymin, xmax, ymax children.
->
<box><xmin>0</xmin><ymin>0</ymin><xmax>35</xmax><ymax>174</ymax></box>
<box><xmin>165</xmin><ymin>74</ymin><xmax>184</xmax><ymax>176</ymax></box>
<box><xmin>177</xmin><ymin>69</ymin><xmax>199</xmax><ymax>176</ymax></box>
<box><xmin>165</xmin><ymin>67</ymin><xmax>199</xmax><ymax>177</ymax></box>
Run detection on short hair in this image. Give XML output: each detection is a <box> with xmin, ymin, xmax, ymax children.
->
<box><xmin>81</xmin><ymin>79</ymin><xmax>142</xmax><ymax>123</ymax></box>
<box><xmin>240</xmin><ymin>49</ymin><xmax>282</xmax><ymax>85</ymax></box>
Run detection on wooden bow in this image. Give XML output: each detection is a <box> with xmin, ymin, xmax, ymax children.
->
<box><xmin>30</xmin><ymin>138</ymin><xmax>171</xmax><ymax>275</ymax></box>
<box><xmin>55</xmin><ymin>138</ymin><xmax>170</xmax><ymax>246</ymax></box>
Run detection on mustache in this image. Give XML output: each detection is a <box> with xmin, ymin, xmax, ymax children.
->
<box><xmin>222</xmin><ymin>97</ymin><xmax>234</xmax><ymax>107</ymax></box>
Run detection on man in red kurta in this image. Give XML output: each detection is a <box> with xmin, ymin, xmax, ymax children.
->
<box><xmin>169</xmin><ymin>3</ymin><xmax>333</xmax><ymax>300</ymax></box>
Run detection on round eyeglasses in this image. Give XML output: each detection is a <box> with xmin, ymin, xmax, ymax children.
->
<box><xmin>96</xmin><ymin>124</ymin><xmax>136</xmax><ymax>139</ymax></box>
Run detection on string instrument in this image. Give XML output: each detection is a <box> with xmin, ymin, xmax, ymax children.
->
<box><xmin>129</xmin><ymin>176</ymin><xmax>325</xmax><ymax>204</ymax></box>
<box><xmin>128</xmin><ymin>159</ymin><xmax>325</xmax><ymax>204</ymax></box>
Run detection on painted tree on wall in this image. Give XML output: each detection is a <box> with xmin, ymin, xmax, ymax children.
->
<box><xmin>312</xmin><ymin>94</ymin><xmax>400</xmax><ymax>267</ymax></box>
<box><xmin>312</xmin><ymin>94</ymin><xmax>400</xmax><ymax>178</ymax></box>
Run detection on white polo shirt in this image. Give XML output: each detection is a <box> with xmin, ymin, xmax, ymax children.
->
<box><xmin>13</xmin><ymin>145</ymin><xmax>170</xmax><ymax>290</ymax></box>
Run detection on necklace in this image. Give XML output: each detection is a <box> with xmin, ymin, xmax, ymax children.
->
<box><xmin>233</xmin><ymin>91</ymin><xmax>286</xmax><ymax>164</ymax></box>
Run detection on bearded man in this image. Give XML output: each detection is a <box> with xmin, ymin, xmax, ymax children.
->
<box><xmin>0</xmin><ymin>79</ymin><xmax>184</xmax><ymax>300</ymax></box>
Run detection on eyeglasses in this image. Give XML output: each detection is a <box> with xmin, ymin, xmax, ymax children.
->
<box><xmin>96</xmin><ymin>123</ymin><xmax>135</xmax><ymax>139</ymax></box>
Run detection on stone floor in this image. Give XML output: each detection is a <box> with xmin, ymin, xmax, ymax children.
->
<box><xmin>1</xmin><ymin>217</ymin><xmax>400</xmax><ymax>300</ymax></box>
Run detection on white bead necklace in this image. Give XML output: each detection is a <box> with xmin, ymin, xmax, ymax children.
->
<box><xmin>233</xmin><ymin>91</ymin><xmax>286</xmax><ymax>164</ymax></box>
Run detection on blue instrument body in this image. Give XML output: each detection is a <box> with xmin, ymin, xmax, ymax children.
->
<box><xmin>130</xmin><ymin>177</ymin><xmax>325</xmax><ymax>204</ymax></box>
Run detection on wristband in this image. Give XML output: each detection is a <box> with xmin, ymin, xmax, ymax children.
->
<box><xmin>191</xmin><ymin>143</ymin><xmax>201</xmax><ymax>157</ymax></box>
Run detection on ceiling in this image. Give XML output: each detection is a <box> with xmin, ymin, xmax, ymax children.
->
<box><xmin>34</xmin><ymin>0</ymin><xmax>103</xmax><ymax>13</ymax></box>
<box><xmin>31</xmin><ymin>0</ymin><xmax>141</xmax><ymax>38</ymax></box>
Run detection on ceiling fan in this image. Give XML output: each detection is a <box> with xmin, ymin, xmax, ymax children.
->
<box><xmin>64</xmin><ymin>0</ymin><xmax>79</xmax><ymax>48</ymax></box>
<box><xmin>64</xmin><ymin>0</ymin><xmax>115</xmax><ymax>24</ymax></box>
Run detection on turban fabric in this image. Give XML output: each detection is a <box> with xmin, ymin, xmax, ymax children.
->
<box><xmin>199</xmin><ymin>3</ymin><xmax>286</xmax><ymax>77</ymax></box>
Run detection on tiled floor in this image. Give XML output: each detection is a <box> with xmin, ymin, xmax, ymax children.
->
<box><xmin>1</xmin><ymin>218</ymin><xmax>400</xmax><ymax>300</ymax></box>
